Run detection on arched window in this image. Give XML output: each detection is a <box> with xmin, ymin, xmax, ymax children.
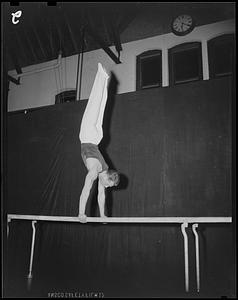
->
<box><xmin>169</xmin><ymin>42</ymin><xmax>203</xmax><ymax>85</ymax></box>
<box><xmin>208</xmin><ymin>34</ymin><xmax>235</xmax><ymax>79</ymax></box>
<box><xmin>136</xmin><ymin>50</ymin><xmax>162</xmax><ymax>90</ymax></box>
<box><xmin>55</xmin><ymin>90</ymin><xmax>76</xmax><ymax>104</ymax></box>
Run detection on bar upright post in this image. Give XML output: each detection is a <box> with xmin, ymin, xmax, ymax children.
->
<box><xmin>192</xmin><ymin>224</ymin><xmax>200</xmax><ymax>292</ymax></box>
<box><xmin>27</xmin><ymin>220</ymin><xmax>37</xmax><ymax>290</ymax></box>
<box><xmin>181</xmin><ymin>222</ymin><xmax>189</xmax><ymax>292</ymax></box>
<box><xmin>7</xmin><ymin>217</ymin><xmax>11</xmax><ymax>238</ymax></box>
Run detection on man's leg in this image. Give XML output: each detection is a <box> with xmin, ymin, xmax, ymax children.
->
<box><xmin>79</xmin><ymin>63</ymin><xmax>109</xmax><ymax>145</ymax></box>
<box><xmin>95</xmin><ymin>73</ymin><xmax>109</xmax><ymax>136</ymax></box>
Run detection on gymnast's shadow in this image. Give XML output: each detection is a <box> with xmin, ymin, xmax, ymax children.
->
<box><xmin>89</xmin><ymin>72</ymin><xmax>129</xmax><ymax>217</ymax></box>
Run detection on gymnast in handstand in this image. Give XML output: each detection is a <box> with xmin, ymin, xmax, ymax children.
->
<box><xmin>78</xmin><ymin>63</ymin><xmax>120</xmax><ymax>223</ymax></box>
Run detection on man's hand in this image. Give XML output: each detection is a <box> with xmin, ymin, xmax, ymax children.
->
<box><xmin>78</xmin><ymin>214</ymin><xmax>87</xmax><ymax>223</ymax></box>
<box><xmin>101</xmin><ymin>215</ymin><xmax>108</xmax><ymax>225</ymax></box>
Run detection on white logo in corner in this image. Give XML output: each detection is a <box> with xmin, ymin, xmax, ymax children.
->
<box><xmin>11</xmin><ymin>10</ymin><xmax>22</xmax><ymax>25</ymax></box>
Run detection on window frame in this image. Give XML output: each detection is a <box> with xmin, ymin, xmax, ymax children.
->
<box><xmin>208</xmin><ymin>33</ymin><xmax>235</xmax><ymax>79</ymax></box>
<box><xmin>136</xmin><ymin>49</ymin><xmax>162</xmax><ymax>90</ymax></box>
<box><xmin>168</xmin><ymin>42</ymin><xmax>203</xmax><ymax>86</ymax></box>
<box><xmin>55</xmin><ymin>90</ymin><xmax>76</xmax><ymax>104</ymax></box>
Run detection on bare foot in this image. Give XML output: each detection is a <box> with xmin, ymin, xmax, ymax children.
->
<box><xmin>78</xmin><ymin>214</ymin><xmax>87</xmax><ymax>223</ymax></box>
<box><xmin>98</xmin><ymin>63</ymin><xmax>109</xmax><ymax>78</ymax></box>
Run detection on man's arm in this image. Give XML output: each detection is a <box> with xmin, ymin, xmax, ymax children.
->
<box><xmin>98</xmin><ymin>180</ymin><xmax>106</xmax><ymax>217</ymax></box>
<box><xmin>79</xmin><ymin>170</ymin><xmax>97</xmax><ymax>216</ymax></box>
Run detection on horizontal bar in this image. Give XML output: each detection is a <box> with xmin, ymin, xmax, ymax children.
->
<box><xmin>7</xmin><ymin>215</ymin><xmax>232</xmax><ymax>223</ymax></box>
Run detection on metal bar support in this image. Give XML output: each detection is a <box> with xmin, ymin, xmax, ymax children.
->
<box><xmin>7</xmin><ymin>217</ymin><xmax>11</xmax><ymax>238</ymax></box>
<box><xmin>181</xmin><ymin>222</ymin><xmax>189</xmax><ymax>292</ymax></box>
<box><xmin>27</xmin><ymin>220</ymin><xmax>37</xmax><ymax>290</ymax></box>
<box><xmin>192</xmin><ymin>223</ymin><xmax>200</xmax><ymax>293</ymax></box>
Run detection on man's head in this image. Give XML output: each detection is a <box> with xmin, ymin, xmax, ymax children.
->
<box><xmin>99</xmin><ymin>169</ymin><xmax>120</xmax><ymax>188</ymax></box>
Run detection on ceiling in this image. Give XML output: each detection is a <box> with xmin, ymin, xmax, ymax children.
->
<box><xmin>3</xmin><ymin>2</ymin><xmax>142</xmax><ymax>73</ymax></box>
<box><xmin>3</xmin><ymin>2</ymin><xmax>235</xmax><ymax>75</ymax></box>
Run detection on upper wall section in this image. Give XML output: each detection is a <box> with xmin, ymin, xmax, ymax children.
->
<box><xmin>8</xmin><ymin>19</ymin><xmax>235</xmax><ymax>112</ymax></box>
<box><xmin>120</xmin><ymin>2</ymin><xmax>235</xmax><ymax>43</ymax></box>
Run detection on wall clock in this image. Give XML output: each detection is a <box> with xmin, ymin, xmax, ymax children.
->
<box><xmin>171</xmin><ymin>14</ymin><xmax>195</xmax><ymax>36</ymax></box>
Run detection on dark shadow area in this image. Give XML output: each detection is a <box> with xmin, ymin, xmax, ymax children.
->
<box><xmin>231</xmin><ymin>49</ymin><xmax>236</xmax><ymax>300</ymax></box>
<box><xmin>198</xmin><ymin>224</ymin><xmax>208</xmax><ymax>280</ymax></box>
<box><xmin>88</xmin><ymin>180</ymin><xmax>98</xmax><ymax>217</ymax></box>
<box><xmin>101</xmin><ymin>71</ymin><xmax>118</xmax><ymax>151</ymax></box>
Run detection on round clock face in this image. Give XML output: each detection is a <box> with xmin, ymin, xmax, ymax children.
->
<box><xmin>172</xmin><ymin>14</ymin><xmax>195</xmax><ymax>36</ymax></box>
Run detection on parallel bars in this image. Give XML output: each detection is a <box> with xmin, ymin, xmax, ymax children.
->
<box><xmin>7</xmin><ymin>215</ymin><xmax>232</xmax><ymax>293</ymax></box>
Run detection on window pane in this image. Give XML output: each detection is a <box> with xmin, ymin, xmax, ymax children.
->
<box><xmin>55</xmin><ymin>90</ymin><xmax>76</xmax><ymax>104</ymax></box>
<box><xmin>141</xmin><ymin>55</ymin><xmax>161</xmax><ymax>87</ymax></box>
<box><xmin>212</xmin><ymin>43</ymin><xmax>233</xmax><ymax>76</ymax></box>
<box><xmin>208</xmin><ymin>34</ymin><xmax>234</xmax><ymax>78</ymax></box>
<box><xmin>173</xmin><ymin>48</ymin><xmax>200</xmax><ymax>82</ymax></box>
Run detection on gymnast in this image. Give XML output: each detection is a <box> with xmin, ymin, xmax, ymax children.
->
<box><xmin>78</xmin><ymin>63</ymin><xmax>120</xmax><ymax>223</ymax></box>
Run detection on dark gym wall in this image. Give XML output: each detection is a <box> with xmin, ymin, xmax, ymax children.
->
<box><xmin>7</xmin><ymin>77</ymin><xmax>232</xmax><ymax>216</ymax></box>
<box><xmin>5</xmin><ymin>77</ymin><xmax>233</xmax><ymax>297</ymax></box>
